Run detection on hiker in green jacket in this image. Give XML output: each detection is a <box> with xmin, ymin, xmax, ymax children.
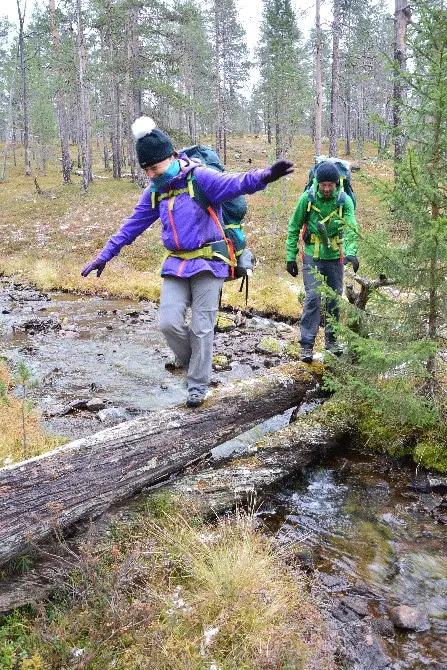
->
<box><xmin>285</xmin><ymin>162</ymin><xmax>359</xmax><ymax>362</ymax></box>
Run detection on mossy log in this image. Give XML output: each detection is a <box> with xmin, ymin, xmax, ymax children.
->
<box><xmin>168</xmin><ymin>400</ymin><xmax>352</xmax><ymax>516</ymax></box>
<box><xmin>0</xmin><ymin>362</ymin><xmax>322</xmax><ymax>568</ymax></box>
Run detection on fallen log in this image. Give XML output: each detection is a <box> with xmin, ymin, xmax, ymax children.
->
<box><xmin>0</xmin><ymin>393</ymin><xmax>349</xmax><ymax>613</ymax></box>
<box><xmin>0</xmin><ymin>362</ymin><xmax>322</xmax><ymax>568</ymax></box>
<box><xmin>169</xmin><ymin>399</ymin><xmax>351</xmax><ymax>516</ymax></box>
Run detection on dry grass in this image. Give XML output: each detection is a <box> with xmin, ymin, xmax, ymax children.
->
<box><xmin>0</xmin><ymin>360</ymin><xmax>64</xmax><ymax>466</ymax></box>
<box><xmin>0</xmin><ymin>503</ymin><xmax>336</xmax><ymax>669</ymax></box>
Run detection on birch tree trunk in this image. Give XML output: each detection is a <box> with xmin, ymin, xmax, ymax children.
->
<box><xmin>329</xmin><ymin>1</ymin><xmax>341</xmax><ymax>157</ymax></box>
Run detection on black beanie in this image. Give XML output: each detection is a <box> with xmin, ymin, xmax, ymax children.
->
<box><xmin>316</xmin><ymin>162</ymin><xmax>340</xmax><ymax>184</ymax></box>
<box><xmin>131</xmin><ymin>116</ymin><xmax>174</xmax><ymax>168</ymax></box>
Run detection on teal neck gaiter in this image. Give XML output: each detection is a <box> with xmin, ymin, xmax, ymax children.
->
<box><xmin>152</xmin><ymin>160</ymin><xmax>180</xmax><ymax>189</ymax></box>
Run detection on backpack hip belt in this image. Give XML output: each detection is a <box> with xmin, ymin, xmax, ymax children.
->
<box><xmin>164</xmin><ymin>239</ymin><xmax>236</xmax><ymax>267</ymax></box>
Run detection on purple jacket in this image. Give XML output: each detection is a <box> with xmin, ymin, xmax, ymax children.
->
<box><xmin>97</xmin><ymin>155</ymin><xmax>268</xmax><ymax>279</ymax></box>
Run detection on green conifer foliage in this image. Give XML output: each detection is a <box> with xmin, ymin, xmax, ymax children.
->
<box><xmin>258</xmin><ymin>0</ymin><xmax>308</xmax><ymax>158</ymax></box>
<box><xmin>327</xmin><ymin>0</ymin><xmax>447</xmax><ymax>471</ymax></box>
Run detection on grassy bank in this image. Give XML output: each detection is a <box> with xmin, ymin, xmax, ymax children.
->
<box><xmin>0</xmin><ymin>360</ymin><xmax>64</xmax><ymax>466</ymax></box>
<box><xmin>0</xmin><ymin>498</ymin><xmax>336</xmax><ymax>669</ymax></box>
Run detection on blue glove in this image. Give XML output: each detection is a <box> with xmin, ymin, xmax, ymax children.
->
<box><xmin>262</xmin><ymin>159</ymin><xmax>294</xmax><ymax>184</ymax></box>
<box><xmin>81</xmin><ymin>258</ymin><xmax>107</xmax><ymax>277</ymax></box>
<box><xmin>343</xmin><ymin>255</ymin><xmax>359</xmax><ymax>273</ymax></box>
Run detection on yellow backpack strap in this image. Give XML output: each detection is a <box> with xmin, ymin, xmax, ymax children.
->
<box><xmin>313</xmin><ymin>235</ymin><xmax>320</xmax><ymax>260</ymax></box>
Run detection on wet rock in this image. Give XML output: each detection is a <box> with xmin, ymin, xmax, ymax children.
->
<box><xmin>374</xmin><ymin>617</ymin><xmax>395</xmax><ymax>638</ymax></box>
<box><xmin>380</xmin><ymin>512</ymin><xmax>406</xmax><ymax>526</ymax></box>
<box><xmin>215</xmin><ymin>314</ymin><xmax>235</xmax><ymax>332</ymax></box>
<box><xmin>331</xmin><ymin>604</ymin><xmax>359</xmax><ymax>623</ymax></box>
<box><xmin>409</xmin><ymin>469</ymin><xmax>431</xmax><ymax>493</ymax></box>
<box><xmin>97</xmin><ymin>408</ymin><xmax>128</xmax><ymax>425</ymax></box>
<box><xmin>19</xmin><ymin>317</ymin><xmax>61</xmax><ymax>333</ymax></box>
<box><xmin>234</xmin><ymin>310</ymin><xmax>245</xmax><ymax>328</ymax></box>
<box><xmin>353</xmin><ymin>578</ymin><xmax>371</xmax><ymax>596</ymax></box>
<box><xmin>389</xmin><ymin>605</ymin><xmax>430</xmax><ymax>631</ymax></box>
<box><xmin>318</xmin><ymin>572</ymin><xmax>349</xmax><ymax>592</ymax></box>
<box><xmin>85</xmin><ymin>398</ymin><xmax>107</xmax><ymax>412</ymax></box>
<box><xmin>341</xmin><ymin>595</ymin><xmax>369</xmax><ymax>617</ymax></box>
<box><xmin>428</xmin><ymin>476</ymin><xmax>447</xmax><ymax>494</ymax></box>
<box><xmin>56</xmin><ymin>399</ymin><xmax>89</xmax><ymax>416</ymax></box>
<box><xmin>212</xmin><ymin>354</ymin><xmax>231</xmax><ymax>371</ymax></box>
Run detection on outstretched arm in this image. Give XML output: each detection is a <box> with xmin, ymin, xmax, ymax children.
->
<box><xmin>194</xmin><ymin>160</ymin><xmax>294</xmax><ymax>204</ymax></box>
<box><xmin>81</xmin><ymin>188</ymin><xmax>160</xmax><ymax>277</ymax></box>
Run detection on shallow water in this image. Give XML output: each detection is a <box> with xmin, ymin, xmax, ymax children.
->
<box><xmin>0</xmin><ymin>278</ymin><xmax>295</xmax><ymax>440</ymax></box>
<box><xmin>262</xmin><ymin>450</ymin><xmax>447</xmax><ymax>669</ymax></box>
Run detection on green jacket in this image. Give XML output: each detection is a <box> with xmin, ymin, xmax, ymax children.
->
<box><xmin>286</xmin><ymin>187</ymin><xmax>359</xmax><ymax>262</ymax></box>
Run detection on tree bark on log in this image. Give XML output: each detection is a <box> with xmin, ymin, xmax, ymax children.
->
<box><xmin>0</xmin><ymin>363</ymin><xmax>322</xmax><ymax>568</ymax></box>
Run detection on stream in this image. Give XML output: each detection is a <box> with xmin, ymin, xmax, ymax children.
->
<box><xmin>261</xmin><ymin>450</ymin><xmax>447</xmax><ymax>669</ymax></box>
<box><xmin>0</xmin><ymin>278</ymin><xmax>446</xmax><ymax>669</ymax></box>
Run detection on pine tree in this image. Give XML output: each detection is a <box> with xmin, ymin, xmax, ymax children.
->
<box><xmin>210</xmin><ymin>0</ymin><xmax>249</xmax><ymax>163</ymax></box>
<box><xmin>258</xmin><ymin>0</ymin><xmax>307</xmax><ymax>159</ymax></box>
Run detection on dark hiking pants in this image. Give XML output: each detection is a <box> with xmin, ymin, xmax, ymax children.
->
<box><xmin>300</xmin><ymin>255</ymin><xmax>344</xmax><ymax>347</ymax></box>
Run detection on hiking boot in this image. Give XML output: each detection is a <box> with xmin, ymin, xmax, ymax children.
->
<box><xmin>299</xmin><ymin>345</ymin><xmax>314</xmax><ymax>363</ymax></box>
<box><xmin>325</xmin><ymin>341</ymin><xmax>343</xmax><ymax>357</ymax></box>
<box><xmin>165</xmin><ymin>357</ymin><xmax>185</xmax><ymax>372</ymax></box>
<box><xmin>186</xmin><ymin>389</ymin><xmax>206</xmax><ymax>408</ymax></box>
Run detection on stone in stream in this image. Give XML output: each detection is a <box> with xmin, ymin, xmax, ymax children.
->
<box><xmin>97</xmin><ymin>407</ymin><xmax>128</xmax><ymax>425</ymax></box>
<box><xmin>85</xmin><ymin>398</ymin><xmax>107</xmax><ymax>412</ymax></box>
<box><xmin>389</xmin><ymin>604</ymin><xmax>430</xmax><ymax>631</ymax></box>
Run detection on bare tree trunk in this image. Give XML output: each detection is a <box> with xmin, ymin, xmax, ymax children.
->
<box><xmin>16</xmin><ymin>0</ymin><xmax>31</xmax><ymax>176</ymax></box>
<box><xmin>76</xmin><ymin>0</ymin><xmax>92</xmax><ymax>191</ymax></box>
<box><xmin>1</xmin><ymin>46</ymin><xmax>19</xmax><ymax>181</ymax></box>
<box><xmin>49</xmin><ymin>0</ymin><xmax>71</xmax><ymax>184</ymax></box>
<box><xmin>329</xmin><ymin>1</ymin><xmax>341</xmax><ymax>157</ymax></box>
<box><xmin>393</xmin><ymin>0</ymin><xmax>410</xmax><ymax>172</ymax></box>
<box><xmin>315</xmin><ymin>0</ymin><xmax>323</xmax><ymax>156</ymax></box>
<box><xmin>126</xmin><ymin>4</ymin><xmax>142</xmax><ymax>182</ymax></box>
<box><xmin>357</xmin><ymin>84</ymin><xmax>364</xmax><ymax>159</ymax></box>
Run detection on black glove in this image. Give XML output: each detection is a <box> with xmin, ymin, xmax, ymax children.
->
<box><xmin>262</xmin><ymin>159</ymin><xmax>294</xmax><ymax>184</ymax></box>
<box><xmin>81</xmin><ymin>258</ymin><xmax>107</xmax><ymax>277</ymax></box>
<box><xmin>286</xmin><ymin>261</ymin><xmax>299</xmax><ymax>277</ymax></box>
<box><xmin>343</xmin><ymin>255</ymin><xmax>359</xmax><ymax>273</ymax></box>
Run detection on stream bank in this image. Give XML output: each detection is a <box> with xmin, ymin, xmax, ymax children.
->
<box><xmin>0</xmin><ymin>278</ymin><xmax>446</xmax><ymax>669</ymax></box>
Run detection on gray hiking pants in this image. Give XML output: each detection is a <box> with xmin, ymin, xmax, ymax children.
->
<box><xmin>300</xmin><ymin>255</ymin><xmax>344</xmax><ymax>347</ymax></box>
<box><xmin>159</xmin><ymin>272</ymin><xmax>224</xmax><ymax>394</ymax></box>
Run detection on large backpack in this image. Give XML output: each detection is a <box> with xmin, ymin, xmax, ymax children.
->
<box><xmin>305</xmin><ymin>155</ymin><xmax>356</xmax><ymax>209</ymax></box>
<box><xmin>301</xmin><ymin>157</ymin><xmax>356</xmax><ymax>260</ymax></box>
<box><xmin>179</xmin><ymin>145</ymin><xmax>251</xmax><ymax>276</ymax></box>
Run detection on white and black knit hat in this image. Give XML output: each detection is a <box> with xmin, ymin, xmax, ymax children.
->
<box><xmin>131</xmin><ymin>117</ymin><xmax>174</xmax><ymax>168</ymax></box>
